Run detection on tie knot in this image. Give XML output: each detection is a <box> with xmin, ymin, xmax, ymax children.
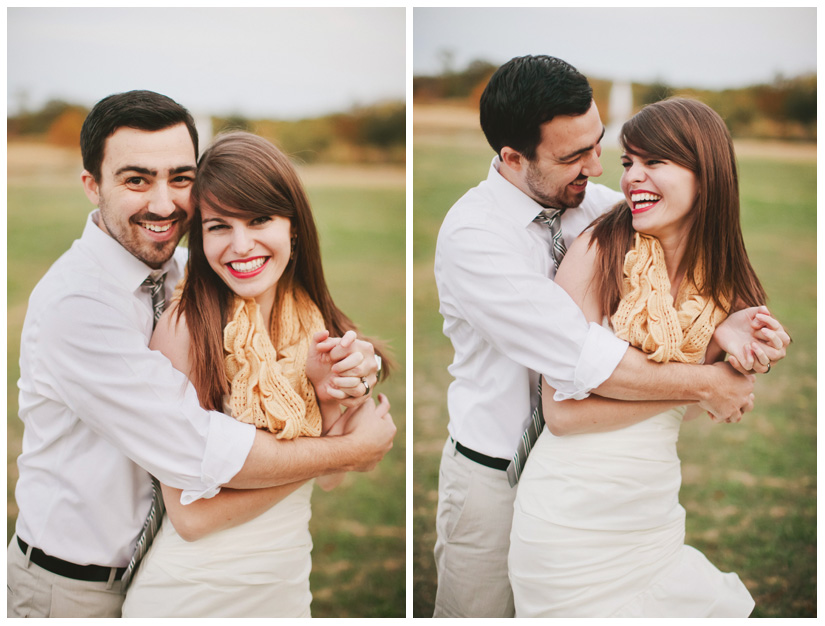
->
<box><xmin>142</xmin><ymin>271</ymin><xmax>166</xmax><ymax>290</ymax></box>
<box><xmin>533</xmin><ymin>207</ymin><xmax>564</xmax><ymax>226</ymax></box>
<box><xmin>142</xmin><ymin>273</ymin><xmax>167</xmax><ymax>302</ymax></box>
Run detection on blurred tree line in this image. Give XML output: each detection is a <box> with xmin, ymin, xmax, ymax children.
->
<box><xmin>7</xmin><ymin>100</ymin><xmax>405</xmax><ymax>165</ymax></box>
<box><xmin>413</xmin><ymin>58</ymin><xmax>816</xmax><ymax>142</ymax></box>
<box><xmin>217</xmin><ymin>101</ymin><xmax>405</xmax><ymax>165</ymax></box>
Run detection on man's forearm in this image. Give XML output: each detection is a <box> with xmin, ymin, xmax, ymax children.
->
<box><xmin>595</xmin><ymin>347</ymin><xmax>712</xmax><ymax>403</ymax></box>
<box><xmin>226</xmin><ymin>430</ymin><xmax>364</xmax><ymax>489</ymax></box>
<box><xmin>594</xmin><ymin>345</ymin><xmax>755</xmax><ymax>423</ymax></box>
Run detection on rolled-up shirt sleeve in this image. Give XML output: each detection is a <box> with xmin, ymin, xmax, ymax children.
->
<box><xmin>438</xmin><ymin>217</ymin><xmax>628</xmax><ymax>400</ymax></box>
<box><xmin>35</xmin><ymin>291</ymin><xmax>255</xmax><ymax>503</ymax></box>
<box><xmin>554</xmin><ymin>321</ymin><xmax>628</xmax><ymax>401</ymax></box>
<box><xmin>189</xmin><ymin>411</ymin><xmax>255</xmax><ymax>504</ymax></box>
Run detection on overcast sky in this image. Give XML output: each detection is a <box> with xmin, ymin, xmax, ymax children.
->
<box><xmin>8</xmin><ymin>7</ymin><xmax>405</xmax><ymax>119</ymax></box>
<box><xmin>414</xmin><ymin>7</ymin><xmax>816</xmax><ymax>89</ymax></box>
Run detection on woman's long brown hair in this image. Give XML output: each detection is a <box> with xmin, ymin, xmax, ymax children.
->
<box><xmin>178</xmin><ymin>131</ymin><xmax>391</xmax><ymax>410</ymax></box>
<box><xmin>591</xmin><ymin>98</ymin><xmax>766</xmax><ymax>318</ymax></box>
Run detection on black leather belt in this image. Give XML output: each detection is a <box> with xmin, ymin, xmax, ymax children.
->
<box><xmin>453</xmin><ymin>438</ymin><xmax>510</xmax><ymax>471</ymax></box>
<box><xmin>17</xmin><ymin>536</ymin><xmax>125</xmax><ymax>583</ymax></box>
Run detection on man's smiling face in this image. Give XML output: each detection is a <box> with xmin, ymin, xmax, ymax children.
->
<box><xmin>518</xmin><ymin>100</ymin><xmax>605</xmax><ymax>210</ymax></box>
<box><xmin>82</xmin><ymin>123</ymin><xmax>197</xmax><ymax>268</ymax></box>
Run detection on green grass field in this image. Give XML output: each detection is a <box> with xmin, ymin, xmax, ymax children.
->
<box><xmin>6</xmin><ymin>142</ymin><xmax>406</xmax><ymax>618</ymax></box>
<box><xmin>412</xmin><ymin>117</ymin><xmax>816</xmax><ymax>617</ymax></box>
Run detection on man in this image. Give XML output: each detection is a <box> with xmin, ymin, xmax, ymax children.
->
<box><xmin>8</xmin><ymin>90</ymin><xmax>395</xmax><ymax>618</ymax></box>
<box><xmin>432</xmin><ymin>56</ymin><xmax>787</xmax><ymax>617</ymax></box>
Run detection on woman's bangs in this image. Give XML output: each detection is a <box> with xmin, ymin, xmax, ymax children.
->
<box><xmin>198</xmin><ymin>174</ymin><xmax>272</xmax><ymax>220</ymax></box>
<box><xmin>620</xmin><ymin>117</ymin><xmax>649</xmax><ymax>156</ymax></box>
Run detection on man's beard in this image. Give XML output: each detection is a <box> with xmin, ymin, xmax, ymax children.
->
<box><xmin>525</xmin><ymin>162</ymin><xmax>587</xmax><ymax>210</ymax></box>
<box><xmin>98</xmin><ymin>199</ymin><xmax>188</xmax><ymax>268</ymax></box>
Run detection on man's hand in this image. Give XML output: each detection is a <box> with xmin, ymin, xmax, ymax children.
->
<box><xmin>341</xmin><ymin>393</ymin><xmax>396</xmax><ymax>472</ymax></box>
<box><xmin>715</xmin><ymin>306</ymin><xmax>790</xmax><ymax>375</ymax></box>
<box><xmin>698</xmin><ymin>361</ymin><xmax>756</xmax><ymax>423</ymax></box>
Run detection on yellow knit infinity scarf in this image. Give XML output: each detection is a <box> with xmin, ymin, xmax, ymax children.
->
<box><xmin>224</xmin><ymin>287</ymin><xmax>325</xmax><ymax>439</ymax></box>
<box><xmin>611</xmin><ymin>233</ymin><xmax>727</xmax><ymax>364</ymax></box>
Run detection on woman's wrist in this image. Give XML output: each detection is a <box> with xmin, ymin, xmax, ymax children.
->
<box><xmin>320</xmin><ymin>399</ymin><xmax>344</xmax><ymax>435</ymax></box>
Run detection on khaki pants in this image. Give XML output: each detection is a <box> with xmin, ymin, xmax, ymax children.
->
<box><xmin>7</xmin><ymin>535</ymin><xmax>125</xmax><ymax>618</ymax></box>
<box><xmin>433</xmin><ymin>438</ymin><xmax>517</xmax><ymax>618</ymax></box>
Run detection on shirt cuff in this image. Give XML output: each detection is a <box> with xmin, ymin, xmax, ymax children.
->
<box><xmin>179</xmin><ymin>412</ymin><xmax>256</xmax><ymax>505</ymax></box>
<box><xmin>553</xmin><ymin>322</ymin><xmax>628</xmax><ymax>401</ymax></box>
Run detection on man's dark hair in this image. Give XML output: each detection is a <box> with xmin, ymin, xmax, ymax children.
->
<box><xmin>80</xmin><ymin>90</ymin><xmax>199</xmax><ymax>181</ymax></box>
<box><xmin>480</xmin><ymin>55</ymin><xmax>593</xmax><ymax>161</ymax></box>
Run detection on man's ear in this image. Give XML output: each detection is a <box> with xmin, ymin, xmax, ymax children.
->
<box><xmin>500</xmin><ymin>146</ymin><xmax>525</xmax><ymax>172</ymax></box>
<box><xmin>80</xmin><ymin>170</ymin><xmax>100</xmax><ymax>206</ymax></box>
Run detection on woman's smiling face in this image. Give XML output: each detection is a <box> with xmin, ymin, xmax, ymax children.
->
<box><xmin>200</xmin><ymin>203</ymin><xmax>293</xmax><ymax>303</ymax></box>
<box><xmin>620</xmin><ymin>148</ymin><xmax>698</xmax><ymax>241</ymax></box>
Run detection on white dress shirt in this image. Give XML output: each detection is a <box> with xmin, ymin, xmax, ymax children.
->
<box><xmin>14</xmin><ymin>211</ymin><xmax>255</xmax><ymax>567</ymax></box>
<box><xmin>434</xmin><ymin>157</ymin><xmax>629</xmax><ymax>460</ymax></box>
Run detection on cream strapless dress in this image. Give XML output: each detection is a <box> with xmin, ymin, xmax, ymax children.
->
<box><xmin>122</xmin><ymin>481</ymin><xmax>314</xmax><ymax>618</ymax></box>
<box><xmin>509</xmin><ymin>407</ymin><xmax>754</xmax><ymax>617</ymax></box>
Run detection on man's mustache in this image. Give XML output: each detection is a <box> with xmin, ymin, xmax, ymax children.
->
<box><xmin>130</xmin><ymin>208</ymin><xmax>190</xmax><ymax>223</ymax></box>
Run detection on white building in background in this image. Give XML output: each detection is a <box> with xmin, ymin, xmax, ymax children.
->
<box><xmin>604</xmin><ymin>81</ymin><xmax>633</xmax><ymax>148</ymax></box>
<box><xmin>194</xmin><ymin>114</ymin><xmax>213</xmax><ymax>156</ymax></box>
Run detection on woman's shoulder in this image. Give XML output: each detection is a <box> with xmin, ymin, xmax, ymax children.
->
<box><xmin>566</xmin><ymin>228</ymin><xmax>601</xmax><ymax>263</ymax></box>
<box><xmin>556</xmin><ymin>229</ymin><xmax>606</xmax><ymax>323</ymax></box>
<box><xmin>151</xmin><ymin>301</ymin><xmax>188</xmax><ymax>338</ymax></box>
<box><xmin>150</xmin><ymin>302</ymin><xmax>193</xmax><ymax>375</ymax></box>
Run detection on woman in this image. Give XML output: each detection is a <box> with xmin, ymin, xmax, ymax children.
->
<box><xmin>508</xmin><ymin>98</ymin><xmax>784</xmax><ymax>617</ymax></box>
<box><xmin>122</xmin><ymin>132</ymin><xmax>391</xmax><ymax>617</ymax></box>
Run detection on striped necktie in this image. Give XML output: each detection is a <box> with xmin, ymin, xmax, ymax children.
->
<box><xmin>506</xmin><ymin>380</ymin><xmax>545</xmax><ymax>487</ymax></box>
<box><xmin>120</xmin><ymin>477</ymin><xmax>164</xmax><ymax>589</ymax></box>
<box><xmin>141</xmin><ymin>272</ymin><xmax>167</xmax><ymax>329</ymax></box>
<box><xmin>121</xmin><ymin>272</ymin><xmax>169</xmax><ymax>588</ymax></box>
<box><xmin>533</xmin><ymin>208</ymin><xmax>567</xmax><ymax>270</ymax></box>
<box><xmin>507</xmin><ymin>210</ymin><xmax>568</xmax><ymax>487</ymax></box>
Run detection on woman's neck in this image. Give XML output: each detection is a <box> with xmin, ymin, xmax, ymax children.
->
<box><xmin>654</xmin><ymin>230</ymin><xmax>689</xmax><ymax>298</ymax></box>
<box><xmin>255</xmin><ymin>289</ymin><xmax>277</xmax><ymax>337</ymax></box>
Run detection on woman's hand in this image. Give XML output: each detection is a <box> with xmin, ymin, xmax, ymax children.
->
<box><xmin>714</xmin><ymin>306</ymin><xmax>791</xmax><ymax>375</ymax></box>
<box><xmin>312</xmin><ymin>330</ymin><xmax>380</xmax><ymax>408</ymax></box>
<box><xmin>306</xmin><ymin>330</ymin><xmax>339</xmax><ymax>403</ymax></box>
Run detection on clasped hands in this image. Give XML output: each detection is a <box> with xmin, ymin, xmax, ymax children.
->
<box><xmin>306</xmin><ymin>329</ymin><xmax>380</xmax><ymax>408</ymax></box>
<box><xmin>706</xmin><ymin>305</ymin><xmax>791</xmax><ymax>424</ymax></box>
<box><xmin>714</xmin><ymin>305</ymin><xmax>790</xmax><ymax>375</ymax></box>
<box><xmin>305</xmin><ymin>330</ymin><xmax>395</xmax><ymax>468</ymax></box>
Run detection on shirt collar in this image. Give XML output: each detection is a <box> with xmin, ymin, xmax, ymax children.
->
<box><xmin>80</xmin><ymin>210</ymin><xmax>180</xmax><ymax>293</ymax></box>
<box><xmin>486</xmin><ymin>156</ymin><xmax>564</xmax><ymax>228</ymax></box>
